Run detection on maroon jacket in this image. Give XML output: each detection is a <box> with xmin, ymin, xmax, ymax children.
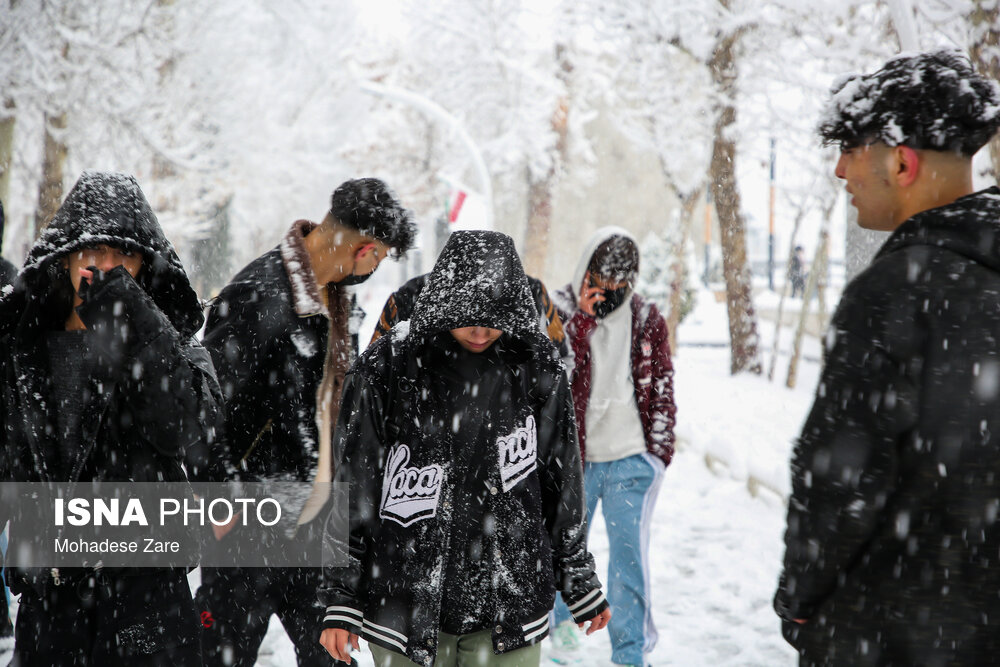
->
<box><xmin>555</xmin><ymin>288</ymin><xmax>676</xmax><ymax>467</ymax></box>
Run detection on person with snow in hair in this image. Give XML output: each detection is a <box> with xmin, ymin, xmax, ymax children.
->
<box><xmin>547</xmin><ymin>228</ymin><xmax>674</xmax><ymax>667</ymax></box>
<box><xmin>196</xmin><ymin>178</ymin><xmax>416</xmax><ymax>667</ymax></box>
<box><xmin>774</xmin><ymin>50</ymin><xmax>1000</xmax><ymax>665</ymax></box>
<box><xmin>0</xmin><ymin>171</ymin><xmax>225</xmax><ymax>665</ymax></box>
<box><xmin>318</xmin><ymin>230</ymin><xmax>610</xmax><ymax>667</ymax></box>
<box><xmin>369</xmin><ymin>261</ymin><xmax>570</xmax><ymax>362</ymax></box>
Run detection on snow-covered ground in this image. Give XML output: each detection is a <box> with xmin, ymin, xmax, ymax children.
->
<box><xmin>1</xmin><ymin>287</ymin><xmax>824</xmax><ymax>666</ymax></box>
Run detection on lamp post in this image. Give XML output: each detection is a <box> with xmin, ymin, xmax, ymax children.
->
<box><xmin>768</xmin><ymin>138</ymin><xmax>776</xmax><ymax>291</ymax></box>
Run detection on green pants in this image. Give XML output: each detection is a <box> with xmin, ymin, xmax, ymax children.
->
<box><xmin>368</xmin><ymin>629</ymin><xmax>542</xmax><ymax>667</ymax></box>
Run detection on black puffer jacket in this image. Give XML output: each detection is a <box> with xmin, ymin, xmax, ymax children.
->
<box><xmin>319</xmin><ymin>231</ymin><xmax>607</xmax><ymax>667</ymax></box>
<box><xmin>776</xmin><ymin>187</ymin><xmax>1000</xmax><ymax>665</ymax></box>
<box><xmin>0</xmin><ymin>172</ymin><xmax>224</xmax><ymax>595</ymax></box>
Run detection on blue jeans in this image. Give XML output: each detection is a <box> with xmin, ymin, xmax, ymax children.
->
<box><xmin>553</xmin><ymin>453</ymin><xmax>664</xmax><ymax>665</ymax></box>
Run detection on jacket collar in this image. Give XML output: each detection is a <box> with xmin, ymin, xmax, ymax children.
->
<box><xmin>280</xmin><ymin>219</ymin><xmax>327</xmax><ymax>317</ymax></box>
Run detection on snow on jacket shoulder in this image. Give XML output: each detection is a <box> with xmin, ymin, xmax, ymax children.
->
<box><xmin>776</xmin><ymin>187</ymin><xmax>1000</xmax><ymax>664</ymax></box>
<box><xmin>318</xmin><ymin>231</ymin><xmax>607</xmax><ymax>667</ymax></box>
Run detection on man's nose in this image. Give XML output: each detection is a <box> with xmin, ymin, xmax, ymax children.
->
<box><xmin>834</xmin><ymin>154</ymin><xmax>848</xmax><ymax>179</ymax></box>
<box><xmin>96</xmin><ymin>253</ymin><xmax>117</xmax><ymax>272</ymax></box>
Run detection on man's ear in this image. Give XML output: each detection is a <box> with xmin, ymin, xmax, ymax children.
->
<box><xmin>894</xmin><ymin>145</ymin><xmax>921</xmax><ymax>187</ymax></box>
<box><xmin>354</xmin><ymin>242</ymin><xmax>377</xmax><ymax>260</ymax></box>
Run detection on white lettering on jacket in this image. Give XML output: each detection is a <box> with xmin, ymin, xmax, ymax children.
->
<box><xmin>379</xmin><ymin>444</ymin><xmax>443</xmax><ymax>527</ymax></box>
<box><xmin>497</xmin><ymin>415</ymin><xmax>537</xmax><ymax>492</ymax></box>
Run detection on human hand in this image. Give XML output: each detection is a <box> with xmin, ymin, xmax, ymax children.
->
<box><xmin>77</xmin><ymin>264</ymin><xmax>170</xmax><ymax>351</ymax></box>
<box><xmin>319</xmin><ymin>628</ymin><xmax>359</xmax><ymax>663</ymax></box>
<box><xmin>211</xmin><ymin>512</ymin><xmax>242</xmax><ymax>541</ymax></box>
<box><xmin>578</xmin><ymin>271</ymin><xmax>605</xmax><ymax>317</ymax></box>
<box><xmin>578</xmin><ymin>607</ymin><xmax>611</xmax><ymax>635</ymax></box>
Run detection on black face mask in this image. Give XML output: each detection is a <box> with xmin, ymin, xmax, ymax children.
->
<box><xmin>593</xmin><ymin>286</ymin><xmax>629</xmax><ymax>318</ymax></box>
<box><xmin>336</xmin><ymin>268</ymin><xmax>376</xmax><ymax>286</ymax></box>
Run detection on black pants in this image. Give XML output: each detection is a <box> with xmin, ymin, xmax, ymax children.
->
<box><xmin>11</xmin><ymin>569</ymin><xmax>202</xmax><ymax>666</ymax></box>
<box><xmin>195</xmin><ymin>566</ymin><xmax>335</xmax><ymax>667</ymax></box>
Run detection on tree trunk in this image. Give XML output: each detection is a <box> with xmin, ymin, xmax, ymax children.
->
<box><xmin>523</xmin><ymin>168</ymin><xmax>555</xmax><ymax>277</ymax></box>
<box><xmin>665</xmin><ymin>186</ymin><xmax>702</xmax><ymax>352</ymax></box>
<box><xmin>969</xmin><ymin>1</ymin><xmax>1000</xmax><ymax>181</ymax></box>
<box><xmin>522</xmin><ymin>45</ymin><xmax>571</xmax><ymax>277</ymax></box>
<box><xmin>0</xmin><ymin>98</ymin><xmax>14</xmax><ymax>207</ymax></box>
<box><xmin>786</xmin><ymin>228</ymin><xmax>829</xmax><ymax>389</ymax></box>
<box><xmin>709</xmin><ymin>30</ymin><xmax>762</xmax><ymax>375</ymax></box>
<box><xmin>766</xmin><ymin>208</ymin><xmax>806</xmax><ymax>381</ymax></box>
<box><xmin>34</xmin><ymin>111</ymin><xmax>68</xmax><ymax>238</ymax></box>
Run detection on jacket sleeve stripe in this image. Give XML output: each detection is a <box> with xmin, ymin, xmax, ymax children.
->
<box><xmin>364</xmin><ymin>619</ymin><xmax>408</xmax><ymax>644</ymax></box>
<box><xmin>566</xmin><ymin>587</ymin><xmax>601</xmax><ymax>613</ymax></box>
<box><xmin>522</xmin><ymin>614</ymin><xmax>548</xmax><ymax>632</ymax></box>
<box><xmin>362</xmin><ymin>625</ymin><xmax>407</xmax><ymax>652</ymax></box>
<box><xmin>524</xmin><ymin>619</ymin><xmax>550</xmax><ymax>642</ymax></box>
<box><xmin>571</xmin><ymin>592</ymin><xmax>608</xmax><ymax>620</ymax></box>
<box><xmin>323</xmin><ymin>614</ymin><xmax>364</xmax><ymax>627</ymax></box>
<box><xmin>325</xmin><ymin>605</ymin><xmax>363</xmax><ymax>620</ymax></box>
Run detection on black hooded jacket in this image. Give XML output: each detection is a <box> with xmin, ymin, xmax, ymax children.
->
<box><xmin>0</xmin><ymin>172</ymin><xmax>224</xmax><ymax>594</ymax></box>
<box><xmin>776</xmin><ymin>187</ymin><xmax>1000</xmax><ymax>665</ymax></box>
<box><xmin>370</xmin><ymin>272</ymin><xmax>570</xmax><ymax>360</ymax></box>
<box><xmin>318</xmin><ymin>231</ymin><xmax>607</xmax><ymax>667</ymax></box>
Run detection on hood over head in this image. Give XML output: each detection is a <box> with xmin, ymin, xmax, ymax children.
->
<box><xmin>4</xmin><ymin>171</ymin><xmax>203</xmax><ymax>337</ymax></box>
<box><xmin>876</xmin><ymin>186</ymin><xmax>1000</xmax><ymax>273</ymax></box>
<box><xmin>409</xmin><ymin>230</ymin><xmax>539</xmax><ymax>342</ymax></box>
<box><xmin>572</xmin><ymin>226</ymin><xmax>639</xmax><ymax>295</ymax></box>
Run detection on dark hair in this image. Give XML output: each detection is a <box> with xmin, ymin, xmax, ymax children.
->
<box><xmin>329</xmin><ymin>178</ymin><xmax>417</xmax><ymax>253</ymax></box>
<box><xmin>819</xmin><ymin>50</ymin><xmax>1000</xmax><ymax>156</ymax></box>
<box><xmin>588</xmin><ymin>236</ymin><xmax>639</xmax><ymax>282</ymax></box>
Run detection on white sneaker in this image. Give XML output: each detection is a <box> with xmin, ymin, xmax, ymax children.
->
<box><xmin>549</xmin><ymin>620</ymin><xmax>582</xmax><ymax>664</ymax></box>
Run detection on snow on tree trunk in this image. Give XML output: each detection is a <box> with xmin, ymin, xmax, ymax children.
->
<box><xmin>787</xmin><ymin>227</ymin><xmax>829</xmax><ymax>389</ymax></box>
<box><xmin>666</xmin><ymin>186</ymin><xmax>701</xmax><ymax>351</ymax></box>
<box><xmin>523</xmin><ymin>168</ymin><xmax>555</xmax><ymax>277</ymax></box>
<box><xmin>522</xmin><ymin>46</ymin><xmax>571</xmax><ymax>278</ymax></box>
<box><xmin>709</xmin><ymin>29</ymin><xmax>762</xmax><ymax>376</ymax></box>
<box><xmin>969</xmin><ymin>1</ymin><xmax>1000</xmax><ymax>181</ymax></box>
<box><xmin>34</xmin><ymin>111</ymin><xmax>67</xmax><ymax>238</ymax></box>
<box><xmin>767</xmin><ymin>208</ymin><xmax>806</xmax><ymax>381</ymax></box>
<box><xmin>0</xmin><ymin>98</ymin><xmax>13</xmax><ymax>206</ymax></box>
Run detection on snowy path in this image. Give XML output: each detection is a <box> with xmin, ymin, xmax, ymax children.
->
<box><xmin>248</xmin><ymin>446</ymin><xmax>798</xmax><ymax>667</ymax></box>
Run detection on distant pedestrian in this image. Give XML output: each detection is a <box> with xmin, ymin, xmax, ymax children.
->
<box><xmin>788</xmin><ymin>246</ymin><xmax>806</xmax><ymax>298</ymax></box>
